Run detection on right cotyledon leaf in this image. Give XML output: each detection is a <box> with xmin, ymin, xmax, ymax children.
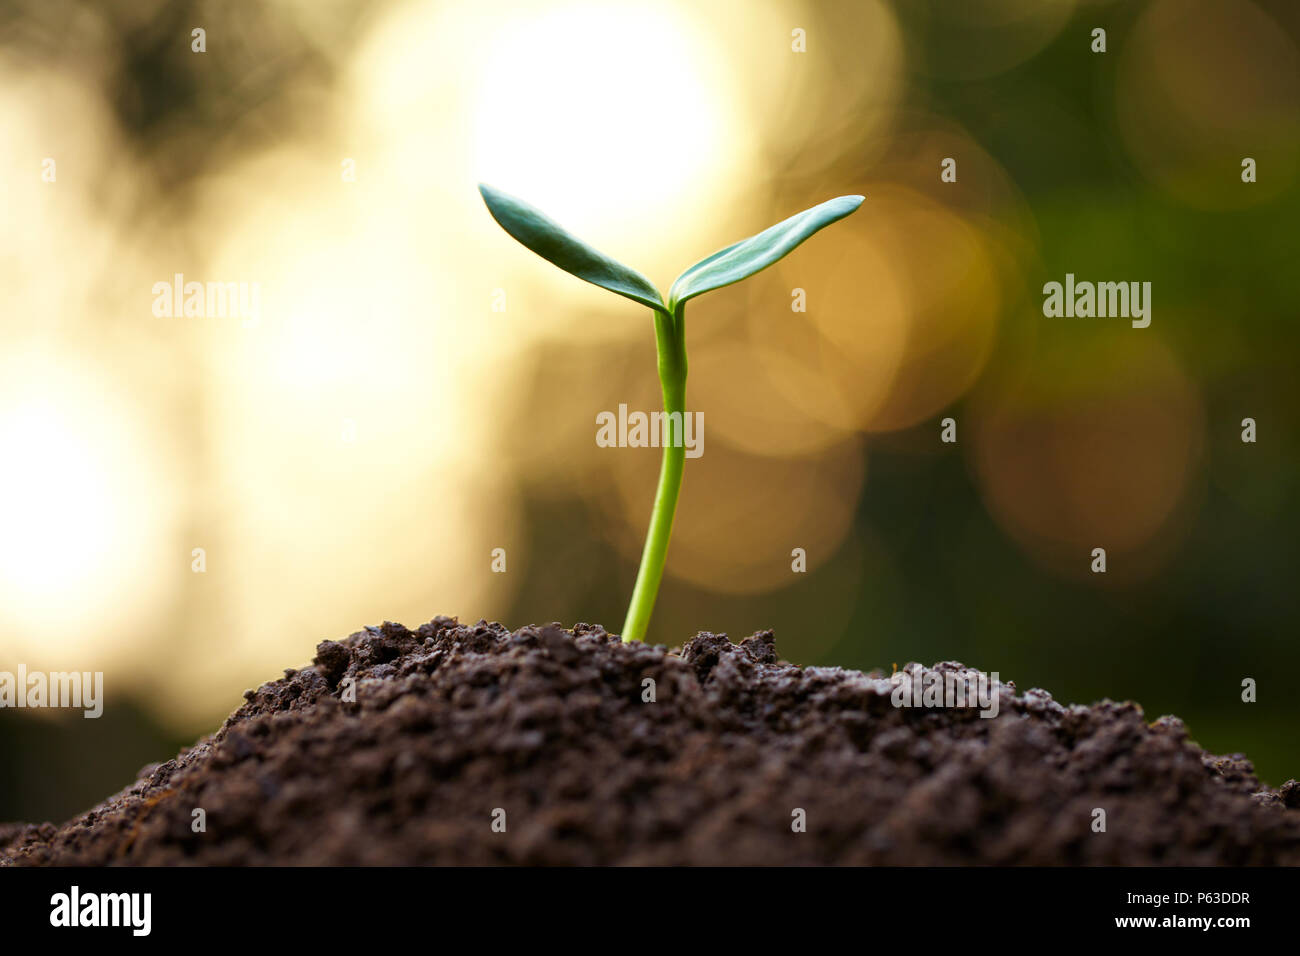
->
<box><xmin>478</xmin><ymin>184</ymin><xmax>667</xmax><ymax>313</ymax></box>
<box><xmin>667</xmin><ymin>194</ymin><xmax>864</xmax><ymax>310</ymax></box>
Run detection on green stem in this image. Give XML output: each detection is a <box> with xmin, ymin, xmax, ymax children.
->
<box><xmin>621</xmin><ymin>304</ymin><xmax>688</xmax><ymax>643</ymax></box>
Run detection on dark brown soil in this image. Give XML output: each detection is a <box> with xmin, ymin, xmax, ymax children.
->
<box><xmin>3</xmin><ymin>617</ymin><xmax>1298</xmax><ymax>865</ymax></box>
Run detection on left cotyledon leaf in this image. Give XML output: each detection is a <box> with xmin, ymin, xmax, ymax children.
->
<box><xmin>478</xmin><ymin>184</ymin><xmax>666</xmax><ymax>313</ymax></box>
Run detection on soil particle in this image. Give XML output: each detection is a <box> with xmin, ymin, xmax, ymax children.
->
<box><xmin>3</xmin><ymin>618</ymin><xmax>1297</xmax><ymax>865</ymax></box>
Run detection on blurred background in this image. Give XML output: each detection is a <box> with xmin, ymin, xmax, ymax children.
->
<box><xmin>1</xmin><ymin>0</ymin><xmax>1297</xmax><ymax>822</ymax></box>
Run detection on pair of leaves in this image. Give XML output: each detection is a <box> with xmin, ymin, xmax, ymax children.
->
<box><xmin>478</xmin><ymin>183</ymin><xmax>863</xmax><ymax>314</ymax></box>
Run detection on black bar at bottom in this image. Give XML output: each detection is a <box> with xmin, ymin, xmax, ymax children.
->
<box><xmin>0</xmin><ymin>865</ymin><xmax>1292</xmax><ymax>942</ymax></box>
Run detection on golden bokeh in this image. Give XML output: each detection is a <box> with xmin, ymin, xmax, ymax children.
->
<box><xmin>968</xmin><ymin>333</ymin><xmax>1205</xmax><ymax>582</ymax></box>
<box><xmin>1116</xmin><ymin>0</ymin><xmax>1300</xmax><ymax>207</ymax></box>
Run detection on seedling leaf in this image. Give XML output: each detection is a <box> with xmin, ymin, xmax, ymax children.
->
<box><xmin>668</xmin><ymin>195</ymin><xmax>864</xmax><ymax>308</ymax></box>
<box><xmin>478</xmin><ymin>184</ymin><xmax>666</xmax><ymax>312</ymax></box>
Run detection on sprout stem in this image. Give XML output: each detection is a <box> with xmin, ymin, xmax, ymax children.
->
<box><xmin>621</xmin><ymin>305</ymin><xmax>688</xmax><ymax>643</ymax></box>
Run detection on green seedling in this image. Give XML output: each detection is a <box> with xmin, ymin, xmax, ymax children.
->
<box><xmin>479</xmin><ymin>184</ymin><xmax>863</xmax><ymax>642</ymax></box>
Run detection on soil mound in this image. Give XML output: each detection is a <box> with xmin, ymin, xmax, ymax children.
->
<box><xmin>4</xmin><ymin>618</ymin><xmax>1297</xmax><ymax>865</ymax></box>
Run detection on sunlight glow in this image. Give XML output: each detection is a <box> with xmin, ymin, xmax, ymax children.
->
<box><xmin>0</xmin><ymin>357</ymin><xmax>174</xmax><ymax>653</ymax></box>
<box><xmin>0</xmin><ymin>401</ymin><xmax>113</xmax><ymax>598</ymax></box>
<box><xmin>471</xmin><ymin>1</ymin><xmax>747</xmax><ymax>239</ymax></box>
